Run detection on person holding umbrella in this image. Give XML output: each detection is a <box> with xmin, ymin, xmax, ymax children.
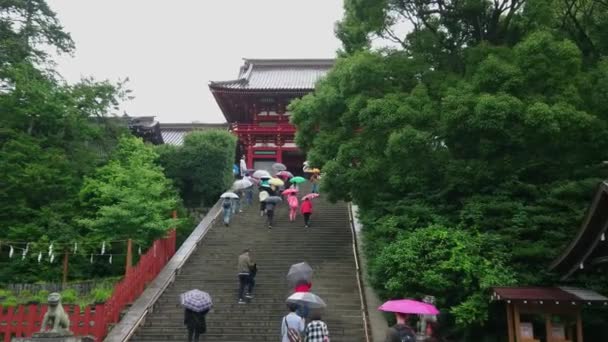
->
<box><xmin>281</xmin><ymin>303</ymin><xmax>305</xmax><ymax>342</ymax></box>
<box><xmin>285</xmin><ymin>190</ymin><xmax>299</xmax><ymax>222</ymax></box>
<box><xmin>264</xmin><ymin>196</ymin><xmax>282</xmax><ymax>229</ymax></box>
<box><xmin>304</xmin><ymin>311</ymin><xmax>330</xmax><ymax>342</ymax></box>
<box><xmin>288</xmin><ymin>262</ymin><xmax>314</xmax><ymax>319</ymax></box>
<box><xmin>220</xmin><ymin>192</ymin><xmax>239</xmax><ymax>227</ymax></box>
<box><xmin>379</xmin><ymin>299</ymin><xmax>439</xmax><ymax>342</ymax></box>
<box><xmin>259</xmin><ymin>190</ymin><xmax>269</xmax><ymax>217</ymax></box>
<box><xmin>384</xmin><ymin>313</ymin><xmax>416</xmax><ymax>342</ymax></box>
<box><xmin>239</xmin><ymin>155</ymin><xmax>247</xmax><ymax>178</ymax></box>
<box><xmin>180</xmin><ymin>289</ymin><xmax>212</xmax><ymax>342</ymax></box>
<box><xmin>300</xmin><ymin>197</ymin><xmax>313</xmax><ymax>228</ymax></box>
<box><xmin>310</xmin><ymin>172</ymin><xmax>320</xmax><ymax>194</ymax></box>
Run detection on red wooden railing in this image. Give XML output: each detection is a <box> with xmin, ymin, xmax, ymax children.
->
<box><xmin>0</xmin><ymin>229</ymin><xmax>176</xmax><ymax>342</ymax></box>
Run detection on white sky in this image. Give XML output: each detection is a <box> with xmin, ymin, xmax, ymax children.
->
<box><xmin>48</xmin><ymin>0</ymin><xmax>345</xmax><ymax>123</ymax></box>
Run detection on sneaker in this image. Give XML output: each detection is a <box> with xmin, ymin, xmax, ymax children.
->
<box><xmin>224</xmin><ymin>223</ymin><xmax>229</xmax><ymax>227</ymax></box>
<box><xmin>305</xmin><ymin>225</ymin><xmax>309</xmax><ymax>228</ymax></box>
<box><xmin>237</xmin><ymin>299</ymin><xmax>246</xmax><ymax>304</ymax></box>
<box><xmin>245</xmin><ymin>293</ymin><xmax>254</xmax><ymax>299</ymax></box>
<box><xmin>260</xmin><ymin>211</ymin><xmax>264</xmax><ymax>216</ymax></box>
<box><xmin>268</xmin><ymin>225</ymin><xmax>272</xmax><ymax>229</ymax></box>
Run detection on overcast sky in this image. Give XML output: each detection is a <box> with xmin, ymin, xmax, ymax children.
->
<box><xmin>48</xmin><ymin>0</ymin><xmax>344</xmax><ymax>123</ymax></box>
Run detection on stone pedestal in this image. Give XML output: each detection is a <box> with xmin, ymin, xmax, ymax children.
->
<box><xmin>12</xmin><ymin>332</ymin><xmax>94</xmax><ymax>342</ymax></box>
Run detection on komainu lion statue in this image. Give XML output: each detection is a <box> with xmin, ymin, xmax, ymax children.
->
<box><xmin>40</xmin><ymin>292</ymin><xmax>71</xmax><ymax>333</ymax></box>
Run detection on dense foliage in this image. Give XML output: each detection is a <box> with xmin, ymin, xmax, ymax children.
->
<box><xmin>156</xmin><ymin>130</ymin><xmax>237</xmax><ymax>208</ymax></box>
<box><xmin>291</xmin><ymin>0</ymin><xmax>608</xmax><ymax>339</ymax></box>
<box><xmin>79</xmin><ymin>136</ymin><xmax>180</xmax><ymax>245</ymax></box>
<box><xmin>0</xmin><ymin>1</ymin><xmax>184</xmax><ymax>284</ymax></box>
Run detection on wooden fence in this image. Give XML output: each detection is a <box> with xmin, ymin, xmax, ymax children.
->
<box><xmin>0</xmin><ymin>229</ymin><xmax>176</xmax><ymax>342</ymax></box>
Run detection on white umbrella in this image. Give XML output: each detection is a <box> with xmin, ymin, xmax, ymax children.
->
<box><xmin>233</xmin><ymin>178</ymin><xmax>253</xmax><ymax>190</ymax></box>
<box><xmin>252</xmin><ymin>170</ymin><xmax>272</xmax><ymax>179</ymax></box>
<box><xmin>220</xmin><ymin>192</ymin><xmax>239</xmax><ymax>199</ymax></box>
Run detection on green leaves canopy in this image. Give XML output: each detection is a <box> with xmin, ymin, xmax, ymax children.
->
<box><xmin>291</xmin><ymin>0</ymin><xmax>608</xmax><ymax>336</ymax></box>
<box><xmin>78</xmin><ymin>136</ymin><xmax>179</xmax><ymax>245</ymax></box>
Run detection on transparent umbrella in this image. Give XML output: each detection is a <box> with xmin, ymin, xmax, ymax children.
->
<box><xmin>253</xmin><ymin>170</ymin><xmax>272</xmax><ymax>179</ymax></box>
<box><xmin>287</xmin><ymin>262</ymin><xmax>313</xmax><ymax>286</ymax></box>
<box><xmin>272</xmin><ymin>163</ymin><xmax>287</xmax><ymax>171</ymax></box>
<box><xmin>286</xmin><ymin>292</ymin><xmax>326</xmax><ymax>309</ymax></box>
<box><xmin>220</xmin><ymin>192</ymin><xmax>239</xmax><ymax>199</ymax></box>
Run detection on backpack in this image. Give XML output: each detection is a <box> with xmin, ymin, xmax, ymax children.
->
<box><xmin>395</xmin><ymin>325</ymin><xmax>416</xmax><ymax>342</ymax></box>
<box><xmin>284</xmin><ymin>317</ymin><xmax>302</xmax><ymax>342</ymax></box>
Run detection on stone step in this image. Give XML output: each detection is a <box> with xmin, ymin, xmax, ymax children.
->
<box><xmin>130</xmin><ymin>190</ymin><xmax>366</xmax><ymax>341</ymax></box>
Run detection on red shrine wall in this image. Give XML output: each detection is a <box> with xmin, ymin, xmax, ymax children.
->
<box><xmin>229</xmin><ymin>94</ymin><xmax>306</xmax><ymax>173</ymax></box>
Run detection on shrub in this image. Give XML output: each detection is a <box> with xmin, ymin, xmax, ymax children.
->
<box><xmin>1</xmin><ymin>296</ymin><xmax>18</xmax><ymax>307</ymax></box>
<box><xmin>34</xmin><ymin>290</ymin><xmax>50</xmax><ymax>304</ymax></box>
<box><xmin>370</xmin><ymin>225</ymin><xmax>516</xmax><ymax>327</ymax></box>
<box><xmin>60</xmin><ymin>289</ymin><xmax>77</xmax><ymax>303</ymax></box>
<box><xmin>91</xmin><ymin>287</ymin><xmax>112</xmax><ymax>303</ymax></box>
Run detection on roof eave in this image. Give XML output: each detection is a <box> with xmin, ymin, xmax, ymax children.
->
<box><xmin>550</xmin><ymin>181</ymin><xmax>608</xmax><ymax>279</ymax></box>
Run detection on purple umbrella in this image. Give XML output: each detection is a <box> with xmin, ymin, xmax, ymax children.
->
<box><xmin>180</xmin><ymin>289</ymin><xmax>213</xmax><ymax>312</ymax></box>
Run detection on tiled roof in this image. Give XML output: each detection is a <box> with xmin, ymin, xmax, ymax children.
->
<box><xmin>209</xmin><ymin>59</ymin><xmax>334</xmax><ymax>91</ymax></box>
<box><xmin>159</xmin><ymin>123</ymin><xmax>228</xmax><ymax>146</ymax></box>
<box><xmin>491</xmin><ymin>287</ymin><xmax>608</xmax><ymax>304</ymax></box>
<box><xmin>161</xmin><ymin>130</ymin><xmax>188</xmax><ymax>146</ymax></box>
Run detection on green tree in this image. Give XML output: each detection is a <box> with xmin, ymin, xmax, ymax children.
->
<box><xmin>78</xmin><ymin>136</ymin><xmax>179</xmax><ymax>245</ymax></box>
<box><xmin>291</xmin><ymin>0</ymin><xmax>608</xmax><ymax>337</ymax></box>
<box><xmin>156</xmin><ymin>130</ymin><xmax>237</xmax><ymax>208</ymax></box>
<box><xmin>371</xmin><ymin>225</ymin><xmax>515</xmax><ymax>328</ymax></box>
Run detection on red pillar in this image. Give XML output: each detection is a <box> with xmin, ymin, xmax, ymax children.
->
<box><xmin>247</xmin><ymin>145</ymin><xmax>253</xmax><ymax>170</ymax></box>
<box><xmin>276</xmin><ymin>146</ymin><xmax>283</xmax><ymax>163</ymax></box>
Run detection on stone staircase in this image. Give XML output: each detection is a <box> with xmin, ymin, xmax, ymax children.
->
<box><xmin>130</xmin><ymin>190</ymin><xmax>367</xmax><ymax>341</ymax></box>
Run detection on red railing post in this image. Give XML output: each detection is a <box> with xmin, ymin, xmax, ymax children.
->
<box><xmin>10</xmin><ymin>226</ymin><xmax>178</xmax><ymax>342</ymax></box>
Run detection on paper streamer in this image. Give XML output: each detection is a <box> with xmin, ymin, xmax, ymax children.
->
<box><xmin>50</xmin><ymin>253</ymin><xmax>55</xmax><ymax>263</ymax></box>
<box><xmin>101</xmin><ymin>241</ymin><xmax>106</xmax><ymax>255</ymax></box>
<box><xmin>90</xmin><ymin>254</ymin><xmax>94</xmax><ymax>264</ymax></box>
<box><xmin>74</xmin><ymin>242</ymin><xmax>78</xmax><ymax>254</ymax></box>
<box><xmin>48</xmin><ymin>242</ymin><xmax>53</xmax><ymax>257</ymax></box>
<box><xmin>38</xmin><ymin>252</ymin><xmax>42</xmax><ymax>263</ymax></box>
<box><xmin>9</xmin><ymin>246</ymin><xmax>14</xmax><ymax>258</ymax></box>
<box><xmin>109</xmin><ymin>255</ymin><xmax>112</xmax><ymax>264</ymax></box>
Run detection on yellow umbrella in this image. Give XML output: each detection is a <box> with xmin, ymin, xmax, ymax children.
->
<box><xmin>305</xmin><ymin>168</ymin><xmax>321</xmax><ymax>173</ymax></box>
<box><xmin>269</xmin><ymin>178</ymin><xmax>284</xmax><ymax>186</ymax></box>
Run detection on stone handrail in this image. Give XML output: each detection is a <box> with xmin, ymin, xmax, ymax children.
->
<box><xmin>104</xmin><ymin>200</ymin><xmax>223</xmax><ymax>342</ymax></box>
<box><xmin>347</xmin><ymin>203</ymin><xmax>372</xmax><ymax>342</ymax></box>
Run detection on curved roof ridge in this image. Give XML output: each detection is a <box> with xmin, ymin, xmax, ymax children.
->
<box><xmin>550</xmin><ymin>181</ymin><xmax>608</xmax><ymax>279</ymax></box>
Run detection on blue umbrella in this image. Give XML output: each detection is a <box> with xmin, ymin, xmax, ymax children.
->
<box><xmin>180</xmin><ymin>289</ymin><xmax>213</xmax><ymax>312</ymax></box>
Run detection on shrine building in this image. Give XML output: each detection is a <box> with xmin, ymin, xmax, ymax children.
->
<box><xmin>209</xmin><ymin>59</ymin><xmax>334</xmax><ymax>172</ymax></box>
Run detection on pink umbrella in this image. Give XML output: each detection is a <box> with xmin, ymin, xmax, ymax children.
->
<box><xmin>378</xmin><ymin>299</ymin><xmax>439</xmax><ymax>315</ymax></box>
<box><xmin>301</xmin><ymin>193</ymin><xmax>320</xmax><ymax>201</ymax></box>
<box><xmin>276</xmin><ymin>171</ymin><xmax>294</xmax><ymax>179</ymax></box>
<box><xmin>282</xmin><ymin>188</ymin><xmax>299</xmax><ymax>195</ymax></box>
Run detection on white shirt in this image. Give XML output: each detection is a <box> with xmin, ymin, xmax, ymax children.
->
<box><xmin>281</xmin><ymin>312</ymin><xmax>305</xmax><ymax>342</ymax></box>
<box><xmin>240</xmin><ymin>159</ymin><xmax>247</xmax><ymax>176</ymax></box>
